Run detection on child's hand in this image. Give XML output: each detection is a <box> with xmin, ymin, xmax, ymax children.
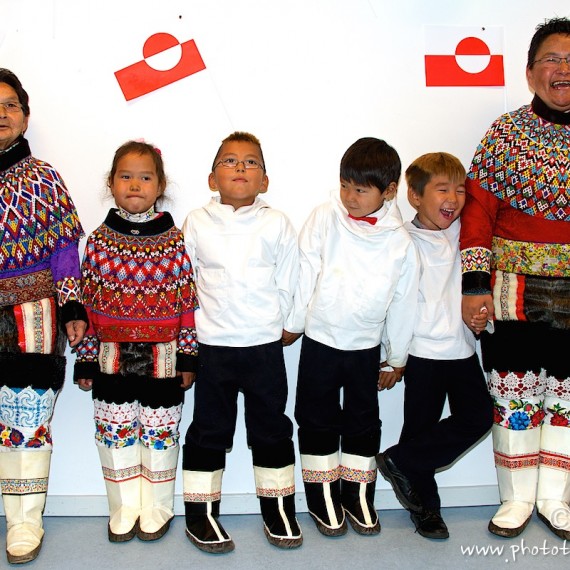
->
<box><xmin>462</xmin><ymin>294</ymin><xmax>493</xmax><ymax>334</ymax></box>
<box><xmin>179</xmin><ymin>371</ymin><xmax>196</xmax><ymax>390</ymax></box>
<box><xmin>282</xmin><ymin>330</ymin><xmax>302</xmax><ymax>346</ymax></box>
<box><xmin>378</xmin><ymin>364</ymin><xmax>405</xmax><ymax>391</ymax></box>
<box><xmin>471</xmin><ymin>307</ymin><xmax>488</xmax><ymax>334</ymax></box>
<box><xmin>77</xmin><ymin>379</ymin><xmax>93</xmax><ymax>391</ymax></box>
<box><xmin>66</xmin><ymin>319</ymin><xmax>88</xmax><ymax>348</ymax></box>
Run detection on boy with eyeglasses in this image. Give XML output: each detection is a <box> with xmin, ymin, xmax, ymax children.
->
<box><xmin>284</xmin><ymin>137</ymin><xmax>419</xmax><ymax>537</ymax></box>
<box><xmin>181</xmin><ymin>131</ymin><xmax>301</xmax><ymax>553</ymax></box>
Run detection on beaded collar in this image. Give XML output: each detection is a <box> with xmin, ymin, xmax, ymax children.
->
<box><xmin>116</xmin><ymin>205</ymin><xmax>158</xmax><ymax>223</ymax></box>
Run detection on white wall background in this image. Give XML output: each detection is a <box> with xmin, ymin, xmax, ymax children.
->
<box><xmin>1</xmin><ymin>0</ymin><xmax>568</xmax><ymax>515</ymax></box>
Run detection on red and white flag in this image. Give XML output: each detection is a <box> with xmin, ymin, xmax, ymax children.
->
<box><xmin>424</xmin><ymin>26</ymin><xmax>505</xmax><ymax>87</ymax></box>
<box><xmin>115</xmin><ymin>32</ymin><xmax>206</xmax><ymax>101</ymax></box>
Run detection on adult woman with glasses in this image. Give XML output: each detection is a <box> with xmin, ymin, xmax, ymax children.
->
<box><xmin>0</xmin><ymin>68</ymin><xmax>87</xmax><ymax>564</ymax></box>
<box><xmin>460</xmin><ymin>18</ymin><xmax>570</xmax><ymax>540</ymax></box>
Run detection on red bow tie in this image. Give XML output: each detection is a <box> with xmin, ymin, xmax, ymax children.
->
<box><xmin>348</xmin><ymin>213</ymin><xmax>377</xmax><ymax>225</ymax></box>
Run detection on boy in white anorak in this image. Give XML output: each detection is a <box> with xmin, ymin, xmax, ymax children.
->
<box><xmin>285</xmin><ymin>137</ymin><xmax>419</xmax><ymax>537</ymax></box>
<box><xmin>377</xmin><ymin>152</ymin><xmax>492</xmax><ymax>539</ymax></box>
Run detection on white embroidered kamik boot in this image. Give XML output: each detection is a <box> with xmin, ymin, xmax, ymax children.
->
<box><xmin>536</xmin><ymin>398</ymin><xmax>570</xmax><ymax>541</ymax></box>
<box><xmin>138</xmin><ymin>445</ymin><xmax>178</xmax><ymax>541</ymax></box>
<box><xmin>1</xmin><ymin>450</ymin><xmax>51</xmax><ymax>565</ymax></box>
<box><xmin>97</xmin><ymin>444</ymin><xmax>142</xmax><ymax>542</ymax></box>
<box><xmin>488</xmin><ymin>424</ymin><xmax>540</xmax><ymax>537</ymax></box>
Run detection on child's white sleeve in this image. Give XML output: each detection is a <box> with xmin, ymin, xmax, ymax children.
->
<box><xmin>383</xmin><ymin>239</ymin><xmax>420</xmax><ymax>368</ymax></box>
<box><xmin>284</xmin><ymin>207</ymin><xmax>324</xmax><ymax>333</ymax></box>
<box><xmin>274</xmin><ymin>215</ymin><xmax>300</xmax><ymax>326</ymax></box>
<box><xmin>181</xmin><ymin>213</ymin><xmax>197</xmax><ymax>268</ymax></box>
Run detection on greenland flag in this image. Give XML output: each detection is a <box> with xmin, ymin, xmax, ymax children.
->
<box><xmin>424</xmin><ymin>26</ymin><xmax>505</xmax><ymax>87</ymax></box>
<box><xmin>115</xmin><ymin>33</ymin><xmax>206</xmax><ymax>101</ymax></box>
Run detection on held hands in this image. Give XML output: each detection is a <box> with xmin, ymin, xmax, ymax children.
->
<box><xmin>65</xmin><ymin>319</ymin><xmax>87</xmax><ymax>348</ymax></box>
<box><xmin>282</xmin><ymin>329</ymin><xmax>302</xmax><ymax>346</ymax></box>
<box><xmin>471</xmin><ymin>308</ymin><xmax>489</xmax><ymax>334</ymax></box>
<box><xmin>462</xmin><ymin>294</ymin><xmax>494</xmax><ymax>334</ymax></box>
<box><xmin>378</xmin><ymin>363</ymin><xmax>405</xmax><ymax>391</ymax></box>
<box><xmin>178</xmin><ymin>371</ymin><xmax>196</xmax><ymax>390</ymax></box>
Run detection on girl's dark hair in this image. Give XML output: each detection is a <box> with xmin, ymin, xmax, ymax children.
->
<box><xmin>0</xmin><ymin>68</ymin><xmax>30</xmax><ymax>116</ymax></box>
<box><xmin>340</xmin><ymin>137</ymin><xmax>401</xmax><ymax>192</ymax></box>
<box><xmin>108</xmin><ymin>141</ymin><xmax>167</xmax><ymax>197</ymax></box>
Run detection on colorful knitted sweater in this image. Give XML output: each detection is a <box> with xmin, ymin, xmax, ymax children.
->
<box><xmin>460</xmin><ymin>95</ymin><xmax>570</xmax><ymax>295</ymax></box>
<box><xmin>74</xmin><ymin>209</ymin><xmax>199</xmax><ymax>376</ymax></box>
<box><xmin>0</xmin><ymin>136</ymin><xmax>85</xmax><ymax>321</ymax></box>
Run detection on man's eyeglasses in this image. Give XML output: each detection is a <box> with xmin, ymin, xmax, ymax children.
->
<box><xmin>533</xmin><ymin>55</ymin><xmax>570</xmax><ymax>67</ymax></box>
<box><xmin>214</xmin><ymin>158</ymin><xmax>264</xmax><ymax>170</ymax></box>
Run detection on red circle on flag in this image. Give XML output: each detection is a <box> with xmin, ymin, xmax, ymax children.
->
<box><xmin>455</xmin><ymin>36</ymin><xmax>490</xmax><ymax>56</ymax></box>
<box><xmin>143</xmin><ymin>33</ymin><xmax>180</xmax><ymax>59</ymax></box>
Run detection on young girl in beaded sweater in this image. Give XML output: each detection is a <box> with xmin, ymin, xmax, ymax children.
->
<box><xmin>74</xmin><ymin>141</ymin><xmax>199</xmax><ymax>543</ymax></box>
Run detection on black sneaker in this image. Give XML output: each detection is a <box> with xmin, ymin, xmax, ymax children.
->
<box><xmin>410</xmin><ymin>509</ymin><xmax>449</xmax><ymax>540</ymax></box>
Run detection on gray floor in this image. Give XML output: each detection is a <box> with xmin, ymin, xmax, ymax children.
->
<box><xmin>2</xmin><ymin>506</ymin><xmax>567</xmax><ymax>569</ymax></box>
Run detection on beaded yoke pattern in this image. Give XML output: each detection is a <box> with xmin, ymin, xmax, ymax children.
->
<box><xmin>468</xmin><ymin>104</ymin><xmax>570</xmax><ymax>222</ymax></box>
<box><xmin>0</xmin><ymin>156</ymin><xmax>84</xmax><ymax>274</ymax></box>
<box><xmin>77</xmin><ymin>210</ymin><xmax>198</xmax><ymax>361</ymax></box>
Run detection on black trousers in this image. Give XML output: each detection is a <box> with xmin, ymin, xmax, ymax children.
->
<box><xmin>295</xmin><ymin>336</ymin><xmax>381</xmax><ymax>458</ymax></box>
<box><xmin>185</xmin><ymin>341</ymin><xmax>294</xmax><ymax>470</ymax></box>
<box><xmin>387</xmin><ymin>354</ymin><xmax>493</xmax><ymax>510</ymax></box>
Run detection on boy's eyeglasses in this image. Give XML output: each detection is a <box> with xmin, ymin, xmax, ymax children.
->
<box><xmin>0</xmin><ymin>101</ymin><xmax>23</xmax><ymax>114</ymax></box>
<box><xmin>214</xmin><ymin>158</ymin><xmax>264</xmax><ymax>170</ymax></box>
<box><xmin>533</xmin><ymin>55</ymin><xmax>570</xmax><ymax>67</ymax></box>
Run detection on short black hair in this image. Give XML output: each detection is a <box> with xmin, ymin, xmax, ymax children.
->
<box><xmin>340</xmin><ymin>137</ymin><xmax>401</xmax><ymax>192</ymax></box>
<box><xmin>211</xmin><ymin>131</ymin><xmax>266</xmax><ymax>173</ymax></box>
<box><xmin>0</xmin><ymin>68</ymin><xmax>30</xmax><ymax>116</ymax></box>
<box><xmin>527</xmin><ymin>17</ymin><xmax>570</xmax><ymax>67</ymax></box>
